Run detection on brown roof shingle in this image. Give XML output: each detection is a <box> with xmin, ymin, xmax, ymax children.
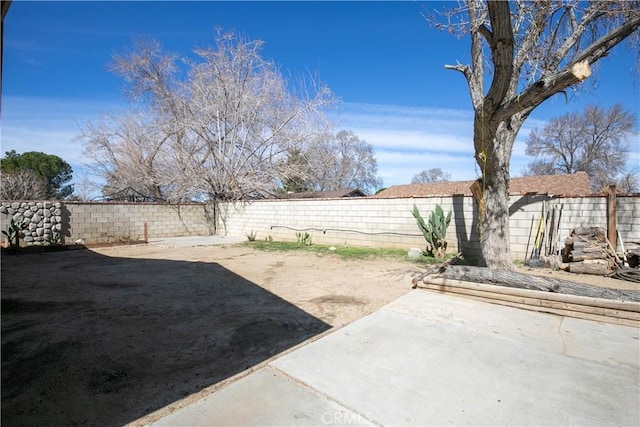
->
<box><xmin>375</xmin><ymin>172</ymin><xmax>591</xmax><ymax>198</ymax></box>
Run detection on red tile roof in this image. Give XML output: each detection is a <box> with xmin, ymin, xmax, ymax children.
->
<box><xmin>375</xmin><ymin>172</ymin><xmax>591</xmax><ymax>198</ymax></box>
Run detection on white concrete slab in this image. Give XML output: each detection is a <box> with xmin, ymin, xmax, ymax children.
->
<box><xmin>149</xmin><ymin>291</ymin><xmax>640</xmax><ymax>427</ymax></box>
<box><xmin>152</xmin><ymin>366</ymin><xmax>373</xmax><ymax>427</ymax></box>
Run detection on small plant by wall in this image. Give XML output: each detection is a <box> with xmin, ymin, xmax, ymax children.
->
<box><xmin>2</xmin><ymin>218</ymin><xmax>27</xmax><ymax>251</ymax></box>
<box><xmin>296</xmin><ymin>232</ymin><xmax>313</xmax><ymax>246</ymax></box>
<box><xmin>412</xmin><ymin>203</ymin><xmax>452</xmax><ymax>258</ymax></box>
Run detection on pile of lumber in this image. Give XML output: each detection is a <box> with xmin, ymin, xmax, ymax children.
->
<box><xmin>562</xmin><ymin>227</ymin><xmax>620</xmax><ymax>275</ymax></box>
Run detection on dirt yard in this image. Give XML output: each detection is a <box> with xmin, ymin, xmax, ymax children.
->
<box><xmin>1</xmin><ymin>243</ymin><xmax>421</xmax><ymax>427</ymax></box>
<box><xmin>2</xmin><ymin>243</ymin><xmax>637</xmax><ymax>427</ymax></box>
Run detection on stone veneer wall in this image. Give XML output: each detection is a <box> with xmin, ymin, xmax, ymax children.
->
<box><xmin>0</xmin><ymin>201</ymin><xmax>66</xmax><ymax>245</ymax></box>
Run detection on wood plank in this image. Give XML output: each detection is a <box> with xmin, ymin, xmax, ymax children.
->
<box><xmin>418</xmin><ymin>283</ymin><xmax>639</xmax><ymax>321</ymax></box>
<box><xmin>448</xmin><ymin>292</ymin><xmax>639</xmax><ymax>327</ymax></box>
<box><xmin>440</xmin><ymin>265</ymin><xmax>640</xmax><ymax>301</ymax></box>
<box><xmin>421</xmin><ymin>277</ymin><xmax>640</xmax><ymax>312</ymax></box>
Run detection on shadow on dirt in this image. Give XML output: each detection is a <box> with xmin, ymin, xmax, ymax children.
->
<box><xmin>1</xmin><ymin>249</ymin><xmax>330</xmax><ymax>427</ymax></box>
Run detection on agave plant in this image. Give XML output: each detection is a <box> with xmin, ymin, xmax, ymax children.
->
<box><xmin>411</xmin><ymin>203</ymin><xmax>452</xmax><ymax>258</ymax></box>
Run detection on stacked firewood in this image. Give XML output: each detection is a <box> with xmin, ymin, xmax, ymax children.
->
<box><xmin>562</xmin><ymin>227</ymin><xmax>620</xmax><ymax>275</ymax></box>
<box><xmin>625</xmin><ymin>242</ymin><xmax>640</xmax><ymax>269</ymax></box>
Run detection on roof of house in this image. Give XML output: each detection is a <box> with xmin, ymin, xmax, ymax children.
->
<box><xmin>277</xmin><ymin>189</ymin><xmax>367</xmax><ymax>199</ymax></box>
<box><xmin>375</xmin><ymin>172</ymin><xmax>592</xmax><ymax>198</ymax></box>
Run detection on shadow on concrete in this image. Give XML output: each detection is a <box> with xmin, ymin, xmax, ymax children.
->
<box><xmin>1</xmin><ymin>249</ymin><xmax>330</xmax><ymax>427</ymax></box>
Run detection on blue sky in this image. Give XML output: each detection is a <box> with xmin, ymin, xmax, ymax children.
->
<box><xmin>2</xmin><ymin>1</ymin><xmax>639</xmax><ymax>196</ymax></box>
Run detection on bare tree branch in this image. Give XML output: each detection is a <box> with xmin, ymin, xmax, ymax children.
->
<box><xmin>523</xmin><ymin>103</ymin><xmax>637</xmax><ymax>191</ymax></box>
<box><xmin>482</xmin><ymin>1</ymin><xmax>514</xmax><ymax>113</ymax></box>
<box><xmin>411</xmin><ymin>168</ymin><xmax>452</xmax><ymax>184</ymax></box>
<box><xmin>498</xmin><ymin>9</ymin><xmax>640</xmax><ymax>122</ymax></box>
<box><xmin>0</xmin><ymin>170</ymin><xmax>47</xmax><ymax>200</ymax></box>
<box><xmin>427</xmin><ymin>0</ymin><xmax>640</xmax><ymax>269</ymax></box>
<box><xmin>81</xmin><ymin>30</ymin><xmax>337</xmax><ymax>211</ymax></box>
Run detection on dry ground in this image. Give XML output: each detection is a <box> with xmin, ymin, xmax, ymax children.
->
<box><xmin>1</xmin><ymin>244</ymin><xmax>419</xmax><ymax>427</ymax></box>
<box><xmin>2</xmin><ymin>243</ymin><xmax>637</xmax><ymax>427</ymax></box>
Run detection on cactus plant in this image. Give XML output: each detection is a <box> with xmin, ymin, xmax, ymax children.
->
<box><xmin>2</xmin><ymin>218</ymin><xmax>27</xmax><ymax>251</ymax></box>
<box><xmin>412</xmin><ymin>203</ymin><xmax>452</xmax><ymax>258</ymax></box>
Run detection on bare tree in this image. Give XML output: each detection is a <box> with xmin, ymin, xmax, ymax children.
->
<box><xmin>428</xmin><ymin>1</ymin><xmax>640</xmax><ymax>269</ymax></box>
<box><xmin>411</xmin><ymin>168</ymin><xmax>452</xmax><ymax>184</ymax></box>
<box><xmin>523</xmin><ymin>104</ymin><xmax>638</xmax><ymax>192</ymax></box>
<box><xmin>184</xmin><ymin>33</ymin><xmax>334</xmax><ymax>201</ymax></box>
<box><xmin>616</xmin><ymin>170</ymin><xmax>640</xmax><ymax>193</ymax></box>
<box><xmin>82</xmin><ymin>111</ymin><xmax>170</xmax><ymax>200</ymax></box>
<box><xmin>0</xmin><ymin>169</ymin><xmax>47</xmax><ymax>200</ymax></box>
<box><xmin>82</xmin><ymin>31</ymin><xmax>334</xmax><ymax>228</ymax></box>
<box><xmin>301</xmin><ymin>130</ymin><xmax>383</xmax><ymax>195</ymax></box>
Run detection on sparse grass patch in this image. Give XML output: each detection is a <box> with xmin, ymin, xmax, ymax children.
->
<box><xmin>243</xmin><ymin>240</ymin><xmax>458</xmax><ymax>264</ymax></box>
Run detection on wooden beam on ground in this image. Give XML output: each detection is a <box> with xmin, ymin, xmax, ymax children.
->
<box><xmin>414</xmin><ymin>277</ymin><xmax>640</xmax><ymax>327</ymax></box>
<box><xmin>437</xmin><ymin>265</ymin><xmax>640</xmax><ymax>302</ymax></box>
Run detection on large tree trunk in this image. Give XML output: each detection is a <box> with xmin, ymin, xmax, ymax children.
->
<box><xmin>440</xmin><ymin>2</ymin><xmax>640</xmax><ymax>270</ymax></box>
<box><xmin>472</xmin><ymin>115</ymin><xmax>526</xmax><ymax>270</ymax></box>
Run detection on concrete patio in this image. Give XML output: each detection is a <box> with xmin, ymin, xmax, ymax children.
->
<box><xmin>145</xmin><ymin>290</ymin><xmax>640</xmax><ymax>426</ymax></box>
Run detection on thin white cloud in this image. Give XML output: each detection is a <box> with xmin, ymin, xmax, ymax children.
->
<box><xmin>2</xmin><ymin>96</ymin><xmax>113</xmax><ymax>163</ymax></box>
<box><xmin>1</xmin><ymin>96</ymin><xmax>124</xmax><ymax>193</ymax></box>
<box><xmin>334</xmin><ymin>102</ymin><xmax>474</xmax><ymax>136</ymax></box>
<box><xmin>7</xmin><ymin>96</ymin><xmax>619</xmax><ymax>195</ymax></box>
<box><xmin>332</xmin><ymin>102</ymin><xmax>546</xmax><ymax>186</ymax></box>
<box><xmin>375</xmin><ymin>149</ymin><xmax>480</xmax><ymax>183</ymax></box>
<box><xmin>353</xmin><ymin>128</ymin><xmax>472</xmax><ymax>153</ymax></box>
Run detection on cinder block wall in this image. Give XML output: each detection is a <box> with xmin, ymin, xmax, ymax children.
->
<box><xmin>223</xmin><ymin>196</ymin><xmax>474</xmax><ymax>254</ymax></box>
<box><xmin>1</xmin><ymin>195</ymin><xmax>638</xmax><ymax>261</ymax></box>
<box><xmin>63</xmin><ymin>202</ymin><xmax>215</xmax><ymax>243</ymax></box>
<box><xmin>617</xmin><ymin>196</ymin><xmax>640</xmax><ymax>242</ymax></box>
<box><xmin>222</xmin><ymin>194</ymin><xmax>638</xmax><ymax>261</ymax></box>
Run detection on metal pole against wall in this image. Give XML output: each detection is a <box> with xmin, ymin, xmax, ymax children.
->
<box><xmin>607</xmin><ymin>185</ymin><xmax>617</xmax><ymax>252</ymax></box>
